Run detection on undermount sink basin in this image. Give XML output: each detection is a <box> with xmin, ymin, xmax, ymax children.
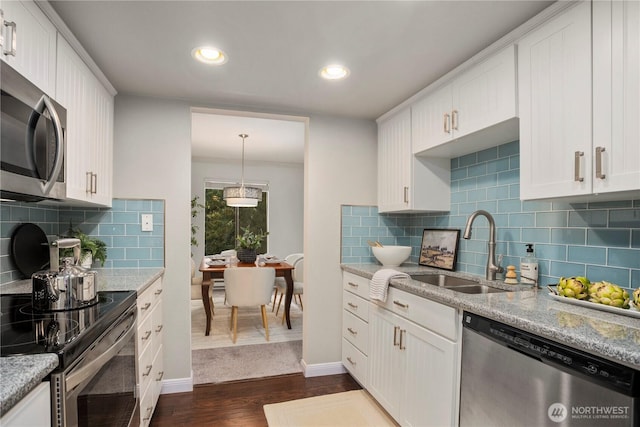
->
<box><xmin>410</xmin><ymin>274</ymin><xmax>509</xmax><ymax>294</ymax></box>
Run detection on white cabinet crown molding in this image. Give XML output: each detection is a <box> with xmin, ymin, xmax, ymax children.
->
<box><xmin>35</xmin><ymin>0</ymin><xmax>117</xmax><ymax>96</ymax></box>
<box><xmin>377</xmin><ymin>0</ymin><xmax>578</xmax><ymax>124</ymax></box>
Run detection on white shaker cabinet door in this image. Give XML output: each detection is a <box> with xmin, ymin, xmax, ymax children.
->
<box><xmin>0</xmin><ymin>0</ymin><xmax>56</xmax><ymax>95</ymax></box>
<box><xmin>412</xmin><ymin>84</ymin><xmax>453</xmax><ymax>153</ymax></box>
<box><xmin>593</xmin><ymin>0</ymin><xmax>640</xmax><ymax>195</ymax></box>
<box><xmin>518</xmin><ymin>1</ymin><xmax>592</xmax><ymax>200</ymax></box>
<box><xmin>377</xmin><ymin>108</ymin><xmax>412</xmax><ymax>213</ymax></box>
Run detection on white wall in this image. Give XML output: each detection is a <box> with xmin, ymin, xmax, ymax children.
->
<box><xmin>113</xmin><ymin>95</ymin><xmax>192</xmax><ymax>385</ymax></box>
<box><xmin>303</xmin><ymin>115</ymin><xmax>377</xmax><ymax>365</ymax></box>
<box><xmin>191</xmin><ymin>159</ymin><xmax>303</xmax><ymax>263</ymax></box>
<box><xmin>112</xmin><ymin>93</ymin><xmax>378</xmax><ymax>388</ymax></box>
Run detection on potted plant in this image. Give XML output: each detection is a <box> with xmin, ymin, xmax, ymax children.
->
<box><xmin>236</xmin><ymin>226</ymin><xmax>268</xmax><ymax>263</ymax></box>
<box><xmin>62</xmin><ymin>228</ymin><xmax>108</xmax><ymax>268</ymax></box>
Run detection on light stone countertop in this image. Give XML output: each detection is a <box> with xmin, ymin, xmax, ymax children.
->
<box><xmin>342</xmin><ymin>263</ymin><xmax>640</xmax><ymax>370</ymax></box>
<box><xmin>0</xmin><ymin>267</ymin><xmax>164</xmax><ymax>415</ymax></box>
<box><xmin>0</xmin><ymin>354</ymin><xmax>58</xmax><ymax>416</ymax></box>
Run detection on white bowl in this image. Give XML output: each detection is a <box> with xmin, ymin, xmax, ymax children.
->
<box><xmin>371</xmin><ymin>246</ymin><xmax>412</xmax><ymax>267</ymax></box>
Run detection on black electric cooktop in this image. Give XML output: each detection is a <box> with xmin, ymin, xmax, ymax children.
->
<box><xmin>0</xmin><ymin>291</ymin><xmax>136</xmax><ymax>370</ymax></box>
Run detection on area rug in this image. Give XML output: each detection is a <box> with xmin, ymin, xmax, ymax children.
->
<box><xmin>191</xmin><ymin>290</ymin><xmax>303</xmax><ymax>350</ymax></box>
<box><xmin>263</xmin><ymin>390</ymin><xmax>398</xmax><ymax>427</ymax></box>
<box><xmin>192</xmin><ymin>340</ymin><xmax>302</xmax><ymax>384</ymax></box>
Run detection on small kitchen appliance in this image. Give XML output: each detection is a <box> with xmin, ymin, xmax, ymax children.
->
<box><xmin>31</xmin><ymin>238</ymin><xmax>98</xmax><ymax>311</ymax></box>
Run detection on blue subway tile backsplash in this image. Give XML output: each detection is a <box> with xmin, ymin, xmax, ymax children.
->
<box><xmin>341</xmin><ymin>141</ymin><xmax>640</xmax><ymax>287</ymax></box>
<box><xmin>0</xmin><ymin>199</ymin><xmax>165</xmax><ymax>285</ymax></box>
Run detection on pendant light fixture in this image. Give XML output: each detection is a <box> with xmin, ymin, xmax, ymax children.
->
<box><xmin>223</xmin><ymin>134</ymin><xmax>262</xmax><ymax>207</ymax></box>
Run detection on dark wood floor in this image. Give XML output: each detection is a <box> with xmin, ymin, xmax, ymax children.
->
<box><xmin>150</xmin><ymin>373</ymin><xmax>361</xmax><ymax>427</ymax></box>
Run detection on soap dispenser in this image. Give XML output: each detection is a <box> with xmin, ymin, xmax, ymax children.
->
<box><xmin>520</xmin><ymin>244</ymin><xmax>538</xmax><ymax>286</ymax></box>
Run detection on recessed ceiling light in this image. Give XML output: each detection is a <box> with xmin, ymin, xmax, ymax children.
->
<box><xmin>192</xmin><ymin>46</ymin><xmax>228</xmax><ymax>65</ymax></box>
<box><xmin>319</xmin><ymin>64</ymin><xmax>350</xmax><ymax>80</ymax></box>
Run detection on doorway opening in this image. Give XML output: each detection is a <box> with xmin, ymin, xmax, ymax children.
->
<box><xmin>190</xmin><ymin>108</ymin><xmax>307</xmax><ymax>385</ymax></box>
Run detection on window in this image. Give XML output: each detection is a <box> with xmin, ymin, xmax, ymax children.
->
<box><xmin>204</xmin><ymin>188</ymin><xmax>268</xmax><ymax>254</ymax></box>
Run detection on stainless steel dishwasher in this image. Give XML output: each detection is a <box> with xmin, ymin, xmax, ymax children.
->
<box><xmin>459</xmin><ymin>312</ymin><xmax>638</xmax><ymax>426</ymax></box>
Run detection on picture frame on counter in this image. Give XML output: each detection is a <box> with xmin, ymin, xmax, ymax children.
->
<box><xmin>419</xmin><ymin>228</ymin><xmax>460</xmax><ymax>271</ymax></box>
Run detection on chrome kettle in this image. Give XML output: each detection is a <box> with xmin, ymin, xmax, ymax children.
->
<box><xmin>32</xmin><ymin>238</ymin><xmax>98</xmax><ymax>311</ymax></box>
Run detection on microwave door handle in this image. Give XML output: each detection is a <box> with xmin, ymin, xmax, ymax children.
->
<box><xmin>33</xmin><ymin>95</ymin><xmax>64</xmax><ymax>195</ymax></box>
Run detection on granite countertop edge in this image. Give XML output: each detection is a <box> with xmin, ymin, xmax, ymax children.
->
<box><xmin>0</xmin><ymin>267</ymin><xmax>164</xmax><ymax>416</ymax></box>
<box><xmin>0</xmin><ymin>354</ymin><xmax>58</xmax><ymax>417</ymax></box>
<box><xmin>342</xmin><ymin>263</ymin><xmax>640</xmax><ymax>370</ymax></box>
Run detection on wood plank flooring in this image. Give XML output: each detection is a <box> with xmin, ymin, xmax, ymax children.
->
<box><xmin>150</xmin><ymin>373</ymin><xmax>361</xmax><ymax>427</ymax></box>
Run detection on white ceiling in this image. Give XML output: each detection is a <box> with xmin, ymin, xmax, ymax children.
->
<box><xmin>48</xmin><ymin>0</ymin><xmax>554</xmax><ymax>162</ymax></box>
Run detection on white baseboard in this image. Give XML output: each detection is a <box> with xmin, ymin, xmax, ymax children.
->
<box><xmin>160</xmin><ymin>373</ymin><xmax>193</xmax><ymax>394</ymax></box>
<box><xmin>301</xmin><ymin>359</ymin><xmax>347</xmax><ymax>378</ymax></box>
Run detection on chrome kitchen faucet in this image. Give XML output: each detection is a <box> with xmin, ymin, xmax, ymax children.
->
<box><xmin>463</xmin><ymin>210</ymin><xmax>504</xmax><ymax>281</ymax></box>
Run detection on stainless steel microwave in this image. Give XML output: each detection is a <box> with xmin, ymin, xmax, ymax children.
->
<box><xmin>1</xmin><ymin>61</ymin><xmax>66</xmax><ymax>202</ymax></box>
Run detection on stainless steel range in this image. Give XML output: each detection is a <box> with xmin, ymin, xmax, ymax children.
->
<box><xmin>0</xmin><ymin>290</ymin><xmax>138</xmax><ymax>427</ymax></box>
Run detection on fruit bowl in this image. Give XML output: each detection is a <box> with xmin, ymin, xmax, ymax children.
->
<box><xmin>371</xmin><ymin>246</ymin><xmax>412</xmax><ymax>267</ymax></box>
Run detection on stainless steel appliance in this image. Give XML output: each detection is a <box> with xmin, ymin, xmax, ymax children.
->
<box><xmin>459</xmin><ymin>312</ymin><xmax>638</xmax><ymax>426</ymax></box>
<box><xmin>1</xmin><ymin>291</ymin><xmax>139</xmax><ymax>427</ymax></box>
<box><xmin>32</xmin><ymin>238</ymin><xmax>98</xmax><ymax>311</ymax></box>
<box><xmin>1</xmin><ymin>61</ymin><xmax>66</xmax><ymax>202</ymax></box>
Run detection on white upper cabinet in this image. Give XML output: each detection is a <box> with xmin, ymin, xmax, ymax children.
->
<box><xmin>518</xmin><ymin>1</ymin><xmax>592</xmax><ymax>200</ymax></box>
<box><xmin>0</xmin><ymin>0</ymin><xmax>56</xmax><ymax>95</ymax></box>
<box><xmin>377</xmin><ymin>108</ymin><xmax>450</xmax><ymax>213</ymax></box>
<box><xmin>592</xmin><ymin>0</ymin><xmax>640</xmax><ymax>196</ymax></box>
<box><xmin>412</xmin><ymin>45</ymin><xmax>518</xmax><ymax>157</ymax></box>
<box><xmin>56</xmin><ymin>34</ymin><xmax>113</xmax><ymax>207</ymax></box>
<box><xmin>519</xmin><ymin>0</ymin><xmax>640</xmax><ymax>201</ymax></box>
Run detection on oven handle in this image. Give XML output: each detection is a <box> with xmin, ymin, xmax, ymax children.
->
<box><xmin>65</xmin><ymin>309</ymin><xmax>137</xmax><ymax>392</ymax></box>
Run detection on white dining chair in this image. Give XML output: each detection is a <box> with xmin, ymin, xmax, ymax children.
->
<box><xmin>224</xmin><ymin>267</ymin><xmax>276</xmax><ymax>344</ymax></box>
<box><xmin>272</xmin><ymin>253</ymin><xmax>304</xmax><ymax>311</ymax></box>
<box><xmin>275</xmin><ymin>256</ymin><xmax>304</xmax><ymax>319</ymax></box>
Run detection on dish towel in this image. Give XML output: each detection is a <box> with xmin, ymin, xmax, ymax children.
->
<box><xmin>370</xmin><ymin>269</ymin><xmax>410</xmax><ymax>302</ymax></box>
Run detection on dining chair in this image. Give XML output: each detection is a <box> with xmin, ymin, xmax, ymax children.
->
<box><xmin>275</xmin><ymin>256</ymin><xmax>304</xmax><ymax>319</ymax></box>
<box><xmin>191</xmin><ymin>258</ymin><xmax>214</xmax><ymax>315</ymax></box>
<box><xmin>224</xmin><ymin>267</ymin><xmax>276</xmax><ymax>344</ymax></box>
<box><xmin>272</xmin><ymin>253</ymin><xmax>304</xmax><ymax>311</ymax></box>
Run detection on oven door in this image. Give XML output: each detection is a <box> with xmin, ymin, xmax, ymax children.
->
<box><xmin>51</xmin><ymin>304</ymin><xmax>139</xmax><ymax>427</ymax></box>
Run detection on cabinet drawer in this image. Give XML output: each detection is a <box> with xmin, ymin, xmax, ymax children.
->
<box><xmin>343</xmin><ymin>272</ymin><xmax>370</xmax><ymax>300</ymax></box>
<box><xmin>138</xmin><ymin>341</ymin><xmax>154</xmax><ymax>397</ymax></box>
<box><xmin>152</xmin><ymin>301</ymin><xmax>164</xmax><ymax>354</ymax></box>
<box><xmin>139</xmin><ymin>384</ymin><xmax>154</xmax><ymax>427</ymax></box>
<box><xmin>137</xmin><ymin>288</ymin><xmax>154</xmax><ymax>321</ymax></box>
<box><xmin>343</xmin><ymin>310</ymin><xmax>369</xmax><ymax>353</ymax></box>
<box><xmin>137</xmin><ymin>311</ymin><xmax>153</xmax><ymax>355</ymax></box>
<box><xmin>377</xmin><ymin>287</ymin><xmax>458</xmax><ymax>341</ymax></box>
<box><xmin>342</xmin><ymin>338</ymin><xmax>368</xmax><ymax>387</ymax></box>
<box><xmin>343</xmin><ymin>290</ymin><xmax>369</xmax><ymax>322</ymax></box>
<box><xmin>149</xmin><ymin>277</ymin><xmax>163</xmax><ymax>306</ymax></box>
<box><xmin>152</xmin><ymin>344</ymin><xmax>164</xmax><ymax>404</ymax></box>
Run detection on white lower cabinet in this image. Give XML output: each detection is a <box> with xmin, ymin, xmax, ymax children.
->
<box><xmin>136</xmin><ymin>276</ymin><xmax>164</xmax><ymax>426</ymax></box>
<box><xmin>341</xmin><ymin>272</ymin><xmax>371</xmax><ymax>387</ymax></box>
<box><xmin>0</xmin><ymin>382</ymin><xmax>50</xmax><ymax>427</ymax></box>
<box><xmin>367</xmin><ymin>288</ymin><xmax>460</xmax><ymax>427</ymax></box>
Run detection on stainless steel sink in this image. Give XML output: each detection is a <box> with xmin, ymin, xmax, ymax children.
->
<box><xmin>410</xmin><ymin>274</ymin><xmax>509</xmax><ymax>294</ymax></box>
<box><xmin>410</xmin><ymin>274</ymin><xmax>479</xmax><ymax>287</ymax></box>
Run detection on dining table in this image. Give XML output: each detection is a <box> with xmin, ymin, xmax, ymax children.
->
<box><xmin>198</xmin><ymin>258</ymin><xmax>296</xmax><ymax>336</ymax></box>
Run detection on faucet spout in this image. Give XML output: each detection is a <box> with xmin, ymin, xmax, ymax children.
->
<box><xmin>463</xmin><ymin>210</ymin><xmax>503</xmax><ymax>280</ymax></box>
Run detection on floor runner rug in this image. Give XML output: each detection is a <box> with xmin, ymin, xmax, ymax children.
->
<box><xmin>192</xmin><ymin>340</ymin><xmax>302</xmax><ymax>384</ymax></box>
<box><xmin>263</xmin><ymin>390</ymin><xmax>398</xmax><ymax>427</ymax></box>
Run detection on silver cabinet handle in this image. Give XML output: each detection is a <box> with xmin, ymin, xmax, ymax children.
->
<box><xmin>154</xmin><ymin>288</ymin><xmax>163</xmax><ymax>295</ymax></box>
<box><xmin>443</xmin><ymin>113</ymin><xmax>451</xmax><ymax>133</ymax></box>
<box><xmin>2</xmin><ymin>12</ymin><xmax>16</xmax><ymax>57</ymax></box>
<box><xmin>141</xmin><ymin>330</ymin><xmax>152</xmax><ymax>340</ymax></box>
<box><xmin>347</xmin><ymin>302</ymin><xmax>358</xmax><ymax>309</ymax></box>
<box><xmin>156</xmin><ymin>371</ymin><xmax>164</xmax><ymax>381</ymax></box>
<box><xmin>347</xmin><ymin>282</ymin><xmax>358</xmax><ymax>288</ymax></box>
<box><xmin>141</xmin><ymin>302</ymin><xmax>151</xmax><ymax>311</ymax></box>
<box><xmin>393</xmin><ymin>300</ymin><xmax>409</xmax><ymax>309</ymax></box>
<box><xmin>86</xmin><ymin>172</ymin><xmax>92</xmax><ymax>194</ymax></box>
<box><xmin>393</xmin><ymin>326</ymin><xmax>400</xmax><ymax>346</ymax></box>
<box><xmin>399</xmin><ymin>329</ymin><xmax>406</xmax><ymax>350</ymax></box>
<box><xmin>574</xmin><ymin>151</ymin><xmax>584</xmax><ymax>182</ymax></box>
<box><xmin>346</xmin><ymin>357</ymin><xmax>356</xmax><ymax>366</ymax></box>
<box><xmin>91</xmin><ymin>173</ymin><xmax>97</xmax><ymax>194</ymax></box>
<box><xmin>155</xmin><ymin>324</ymin><xmax>163</xmax><ymax>333</ymax></box>
<box><xmin>142</xmin><ymin>364</ymin><xmax>153</xmax><ymax>377</ymax></box>
<box><xmin>143</xmin><ymin>406</ymin><xmax>153</xmax><ymax>421</ymax></box>
<box><xmin>452</xmin><ymin>110</ymin><xmax>459</xmax><ymax>131</ymax></box>
<box><xmin>595</xmin><ymin>146</ymin><xmax>606</xmax><ymax>179</ymax></box>
<box><xmin>347</xmin><ymin>327</ymin><xmax>357</xmax><ymax>336</ymax></box>
<box><xmin>403</xmin><ymin>186</ymin><xmax>409</xmax><ymax>204</ymax></box>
